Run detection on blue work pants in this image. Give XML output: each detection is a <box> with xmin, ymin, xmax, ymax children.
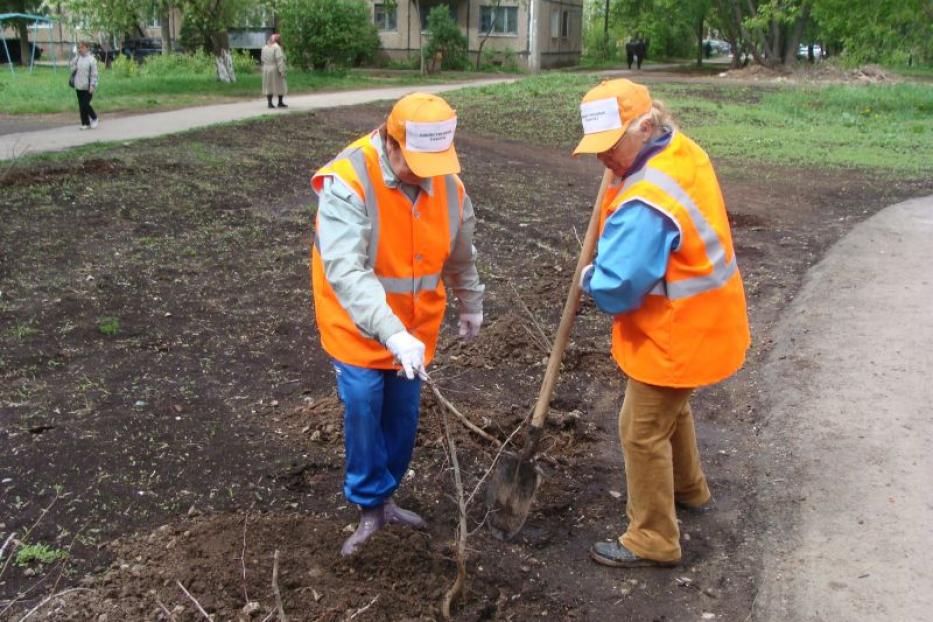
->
<box><xmin>333</xmin><ymin>360</ymin><xmax>423</xmax><ymax>508</ymax></box>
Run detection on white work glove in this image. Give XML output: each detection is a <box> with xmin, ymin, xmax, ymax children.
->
<box><xmin>458</xmin><ymin>312</ymin><xmax>483</xmax><ymax>340</ymax></box>
<box><xmin>580</xmin><ymin>264</ymin><xmax>594</xmax><ymax>290</ymax></box>
<box><xmin>386</xmin><ymin>331</ymin><xmax>427</xmax><ymax>380</ymax></box>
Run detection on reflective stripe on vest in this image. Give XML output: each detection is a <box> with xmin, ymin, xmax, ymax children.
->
<box><xmin>624</xmin><ymin>166</ymin><xmax>738</xmax><ymax>300</ymax></box>
<box><xmin>314</xmin><ymin>143</ymin><xmax>462</xmax><ymax>296</ymax></box>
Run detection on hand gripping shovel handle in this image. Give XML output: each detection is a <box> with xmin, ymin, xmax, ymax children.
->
<box><xmin>522</xmin><ymin>169</ymin><xmax>614</xmax><ymax>458</ymax></box>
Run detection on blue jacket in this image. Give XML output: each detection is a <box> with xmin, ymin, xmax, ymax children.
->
<box><xmin>582</xmin><ymin>130</ymin><xmax>680</xmax><ymax>314</ymax></box>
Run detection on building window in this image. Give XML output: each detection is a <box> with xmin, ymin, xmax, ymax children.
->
<box><xmin>480</xmin><ymin>5</ymin><xmax>518</xmax><ymax>35</ymax></box>
<box><xmin>374</xmin><ymin>3</ymin><xmax>397</xmax><ymax>31</ymax></box>
<box><xmin>550</xmin><ymin>8</ymin><xmax>570</xmax><ymax>38</ymax></box>
<box><xmin>420</xmin><ymin>3</ymin><xmax>458</xmax><ymax>31</ymax></box>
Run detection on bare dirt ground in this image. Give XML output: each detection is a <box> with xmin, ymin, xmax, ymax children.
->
<box><xmin>1</xmin><ymin>100</ymin><xmax>930</xmax><ymax>621</ymax></box>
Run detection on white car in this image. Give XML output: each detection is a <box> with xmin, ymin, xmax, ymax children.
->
<box><xmin>798</xmin><ymin>44</ymin><xmax>824</xmax><ymax>60</ymax></box>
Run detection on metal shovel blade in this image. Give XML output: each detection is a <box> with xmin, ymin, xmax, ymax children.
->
<box><xmin>486</xmin><ymin>450</ymin><xmax>542</xmax><ymax>540</ymax></box>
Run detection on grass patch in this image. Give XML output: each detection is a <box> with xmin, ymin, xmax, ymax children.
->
<box><xmin>444</xmin><ymin>73</ymin><xmax>933</xmax><ymax>176</ymax></box>
<box><xmin>97</xmin><ymin>316</ymin><xmax>120</xmax><ymax>336</ymax></box>
<box><xmin>14</xmin><ymin>542</ymin><xmax>68</xmax><ymax>567</ymax></box>
<box><xmin>0</xmin><ymin>63</ymin><xmax>495</xmax><ymax>115</ymax></box>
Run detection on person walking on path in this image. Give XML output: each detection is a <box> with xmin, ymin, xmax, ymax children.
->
<box><xmin>261</xmin><ymin>34</ymin><xmax>288</xmax><ymax>109</ymax></box>
<box><xmin>70</xmin><ymin>41</ymin><xmax>99</xmax><ymax>130</ymax></box>
<box><xmin>310</xmin><ymin>92</ymin><xmax>485</xmax><ymax>557</ymax></box>
<box><xmin>573</xmin><ymin>78</ymin><xmax>750</xmax><ymax>567</ymax></box>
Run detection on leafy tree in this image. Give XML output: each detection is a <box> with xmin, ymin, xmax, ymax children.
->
<box><xmin>813</xmin><ymin>0</ymin><xmax>932</xmax><ymax>65</ymax></box>
<box><xmin>424</xmin><ymin>4</ymin><xmax>468</xmax><ymax>70</ymax></box>
<box><xmin>278</xmin><ymin>0</ymin><xmax>380</xmax><ymax>70</ymax></box>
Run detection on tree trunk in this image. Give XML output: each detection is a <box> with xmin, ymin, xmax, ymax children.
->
<box><xmin>16</xmin><ymin>21</ymin><xmax>30</xmax><ymax>66</ymax></box>
<box><xmin>603</xmin><ymin>0</ymin><xmax>609</xmax><ymax>40</ymax></box>
<box><xmin>212</xmin><ymin>31</ymin><xmax>236</xmax><ymax>82</ymax></box>
<box><xmin>161</xmin><ymin>5</ymin><xmax>172</xmax><ymax>55</ymax></box>
<box><xmin>782</xmin><ymin>0</ymin><xmax>811</xmax><ymax>66</ymax></box>
<box><xmin>476</xmin><ymin>33</ymin><xmax>491</xmax><ymax>69</ymax></box>
<box><xmin>696</xmin><ymin>13</ymin><xmax>704</xmax><ymax>67</ymax></box>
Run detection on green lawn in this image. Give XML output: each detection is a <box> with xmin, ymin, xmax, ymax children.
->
<box><xmin>0</xmin><ymin>63</ymin><xmax>497</xmax><ymax>115</ymax></box>
<box><xmin>443</xmin><ymin>73</ymin><xmax>933</xmax><ymax>176</ymax></box>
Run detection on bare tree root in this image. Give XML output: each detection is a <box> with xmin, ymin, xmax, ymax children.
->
<box><xmin>437</xmin><ymin>397</ymin><xmax>468</xmax><ymax>620</ymax></box>
<box><xmin>176</xmin><ymin>580</ymin><xmax>213</xmax><ymax>621</ymax></box>
<box><xmin>427</xmin><ymin>379</ymin><xmax>501</xmax><ymax>447</ymax></box>
<box><xmin>272</xmin><ymin>549</ymin><xmax>287</xmax><ymax>622</ymax></box>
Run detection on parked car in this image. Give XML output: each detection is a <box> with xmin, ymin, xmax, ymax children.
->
<box><xmin>0</xmin><ymin>38</ymin><xmax>43</xmax><ymax>64</ymax></box>
<box><xmin>90</xmin><ymin>42</ymin><xmax>120</xmax><ymax>64</ymax></box>
<box><xmin>798</xmin><ymin>43</ymin><xmax>824</xmax><ymax>60</ymax></box>
<box><xmin>121</xmin><ymin>38</ymin><xmax>182</xmax><ymax>63</ymax></box>
<box><xmin>703</xmin><ymin>39</ymin><xmax>732</xmax><ymax>56</ymax></box>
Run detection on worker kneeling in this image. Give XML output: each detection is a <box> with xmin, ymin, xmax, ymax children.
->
<box><xmin>574</xmin><ymin>79</ymin><xmax>750</xmax><ymax>567</ymax></box>
<box><xmin>310</xmin><ymin>93</ymin><xmax>485</xmax><ymax>556</ymax></box>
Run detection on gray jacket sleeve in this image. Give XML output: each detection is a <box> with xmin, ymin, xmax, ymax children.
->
<box><xmin>443</xmin><ymin>193</ymin><xmax>484</xmax><ymax>314</ymax></box>
<box><xmin>89</xmin><ymin>57</ymin><xmax>99</xmax><ymax>88</ymax></box>
<box><xmin>316</xmin><ymin>176</ymin><xmax>405</xmax><ymax>344</ymax></box>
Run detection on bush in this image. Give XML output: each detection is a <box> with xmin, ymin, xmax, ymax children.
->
<box><xmin>110</xmin><ymin>54</ymin><xmax>139</xmax><ymax>78</ymax></box>
<box><xmin>279</xmin><ymin>0</ymin><xmax>381</xmax><ymax>70</ymax></box>
<box><xmin>424</xmin><ymin>5</ymin><xmax>469</xmax><ymax>71</ymax></box>
<box><xmin>582</xmin><ymin>28</ymin><xmax>619</xmax><ymax>64</ymax></box>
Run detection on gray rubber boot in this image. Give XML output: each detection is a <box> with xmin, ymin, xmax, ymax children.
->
<box><xmin>383</xmin><ymin>500</ymin><xmax>427</xmax><ymax>529</ymax></box>
<box><xmin>340</xmin><ymin>505</ymin><xmax>386</xmax><ymax>557</ymax></box>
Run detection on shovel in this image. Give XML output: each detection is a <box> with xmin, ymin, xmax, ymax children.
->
<box><xmin>487</xmin><ymin>169</ymin><xmax>614</xmax><ymax>540</ymax></box>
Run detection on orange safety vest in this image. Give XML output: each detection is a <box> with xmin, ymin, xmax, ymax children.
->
<box><xmin>600</xmin><ymin>131</ymin><xmax>751</xmax><ymax>388</ymax></box>
<box><xmin>310</xmin><ymin>131</ymin><xmax>465</xmax><ymax>369</ymax></box>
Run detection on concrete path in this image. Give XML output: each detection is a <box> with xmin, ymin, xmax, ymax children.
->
<box><xmin>0</xmin><ymin>78</ymin><xmax>514</xmax><ymax>161</ymax></box>
<box><xmin>753</xmin><ymin>195</ymin><xmax>933</xmax><ymax>621</ymax></box>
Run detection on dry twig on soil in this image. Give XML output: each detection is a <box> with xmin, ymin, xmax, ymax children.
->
<box><xmin>176</xmin><ymin>580</ymin><xmax>213</xmax><ymax>621</ymax></box>
<box><xmin>438</xmin><ymin>399</ymin><xmax>468</xmax><ymax>620</ymax></box>
<box><xmin>155</xmin><ymin>598</ymin><xmax>178</xmax><ymax>621</ymax></box>
<box><xmin>348</xmin><ymin>595</ymin><xmax>379</xmax><ymax>620</ymax></box>
<box><xmin>272</xmin><ymin>549</ymin><xmax>287</xmax><ymax>622</ymax></box>
<box><xmin>15</xmin><ymin>587</ymin><xmax>90</xmax><ymax>622</ymax></box>
<box><xmin>508</xmin><ymin>281</ymin><xmax>553</xmax><ymax>353</ymax></box>
<box><xmin>428</xmin><ymin>380</ymin><xmax>501</xmax><ymax>447</ymax></box>
<box><xmin>465</xmin><ymin>411</ymin><xmax>531</xmax><ymax>508</ymax></box>
<box><xmin>0</xmin><ymin>532</ymin><xmax>15</xmax><ymax>569</ymax></box>
<box><xmin>240</xmin><ymin>513</ymin><xmax>250</xmax><ymax>604</ymax></box>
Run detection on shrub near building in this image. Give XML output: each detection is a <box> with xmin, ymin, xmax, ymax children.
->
<box><xmin>279</xmin><ymin>0</ymin><xmax>381</xmax><ymax>70</ymax></box>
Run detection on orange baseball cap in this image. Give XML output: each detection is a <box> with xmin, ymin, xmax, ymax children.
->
<box><xmin>573</xmin><ymin>79</ymin><xmax>653</xmax><ymax>156</ymax></box>
<box><xmin>386</xmin><ymin>92</ymin><xmax>460</xmax><ymax>178</ymax></box>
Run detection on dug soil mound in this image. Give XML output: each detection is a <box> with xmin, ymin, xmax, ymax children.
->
<box><xmin>720</xmin><ymin>62</ymin><xmax>901</xmax><ymax>84</ymax></box>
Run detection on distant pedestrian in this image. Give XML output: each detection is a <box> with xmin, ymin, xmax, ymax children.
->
<box><xmin>626</xmin><ymin>38</ymin><xmax>646</xmax><ymax>70</ymax></box>
<box><xmin>261</xmin><ymin>33</ymin><xmax>288</xmax><ymax>109</ymax></box>
<box><xmin>70</xmin><ymin>41</ymin><xmax>99</xmax><ymax>130</ymax></box>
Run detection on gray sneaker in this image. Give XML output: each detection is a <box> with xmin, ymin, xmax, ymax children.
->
<box><xmin>589</xmin><ymin>540</ymin><xmax>678</xmax><ymax>568</ymax></box>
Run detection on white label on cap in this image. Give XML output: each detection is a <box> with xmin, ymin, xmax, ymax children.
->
<box><xmin>580</xmin><ymin>97</ymin><xmax>622</xmax><ymax>134</ymax></box>
<box><xmin>405</xmin><ymin>117</ymin><xmax>457</xmax><ymax>153</ymax></box>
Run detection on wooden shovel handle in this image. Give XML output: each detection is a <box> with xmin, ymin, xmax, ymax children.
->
<box><xmin>529</xmin><ymin>168</ymin><xmax>613</xmax><ymax>430</ymax></box>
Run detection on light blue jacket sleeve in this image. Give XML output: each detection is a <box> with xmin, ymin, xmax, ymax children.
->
<box><xmin>582</xmin><ymin>200</ymin><xmax>680</xmax><ymax>315</ymax></box>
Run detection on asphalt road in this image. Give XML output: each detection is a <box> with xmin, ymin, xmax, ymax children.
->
<box><xmin>753</xmin><ymin>195</ymin><xmax>933</xmax><ymax>621</ymax></box>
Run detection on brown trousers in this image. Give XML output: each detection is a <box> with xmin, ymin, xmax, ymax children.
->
<box><xmin>618</xmin><ymin>378</ymin><xmax>711</xmax><ymax>563</ymax></box>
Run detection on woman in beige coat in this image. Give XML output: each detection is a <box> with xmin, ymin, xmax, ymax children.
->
<box><xmin>261</xmin><ymin>34</ymin><xmax>287</xmax><ymax>109</ymax></box>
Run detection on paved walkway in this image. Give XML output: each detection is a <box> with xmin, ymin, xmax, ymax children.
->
<box><xmin>0</xmin><ymin>78</ymin><xmax>515</xmax><ymax>161</ymax></box>
<box><xmin>753</xmin><ymin>195</ymin><xmax>933</xmax><ymax>621</ymax></box>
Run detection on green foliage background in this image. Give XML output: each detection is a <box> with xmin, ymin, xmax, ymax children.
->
<box><xmin>278</xmin><ymin>0</ymin><xmax>381</xmax><ymax>70</ymax></box>
<box><xmin>424</xmin><ymin>5</ymin><xmax>470</xmax><ymax>71</ymax></box>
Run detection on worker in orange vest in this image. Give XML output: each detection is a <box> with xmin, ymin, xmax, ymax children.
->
<box><xmin>573</xmin><ymin>79</ymin><xmax>750</xmax><ymax>567</ymax></box>
<box><xmin>310</xmin><ymin>93</ymin><xmax>485</xmax><ymax>556</ymax></box>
